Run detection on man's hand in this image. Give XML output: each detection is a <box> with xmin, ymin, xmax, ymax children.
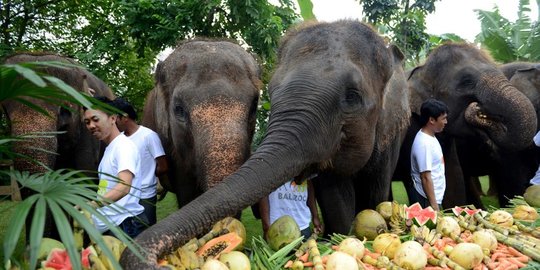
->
<box><xmin>157</xmin><ymin>181</ymin><xmax>168</xmax><ymax>201</ymax></box>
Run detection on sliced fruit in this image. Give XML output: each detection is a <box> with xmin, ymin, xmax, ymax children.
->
<box><xmin>196</xmin><ymin>232</ymin><xmax>243</xmax><ymax>259</ymax></box>
<box><xmin>41</xmin><ymin>248</ymin><xmax>72</xmax><ymax>270</ymax></box>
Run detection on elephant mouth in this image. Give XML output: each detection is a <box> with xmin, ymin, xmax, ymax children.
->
<box><xmin>464</xmin><ymin>102</ymin><xmax>505</xmax><ymax>132</ymax></box>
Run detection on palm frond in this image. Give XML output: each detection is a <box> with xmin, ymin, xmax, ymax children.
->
<box><xmin>2</xmin><ymin>169</ymin><xmax>145</xmax><ymax>270</ymax></box>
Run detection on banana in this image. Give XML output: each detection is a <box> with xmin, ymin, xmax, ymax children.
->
<box><xmin>89</xmin><ymin>254</ymin><xmax>107</xmax><ymax>270</ymax></box>
<box><xmin>165</xmin><ymin>254</ymin><xmax>183</xmax><ymax>267</ymax></box>
<box><xmin>177</xmin><ymin>247</ymin><xmax>202</xmax><ymax>269</ymax></box>
<box><xmin>94</xmin><ymin>235</ymin><xmax>124</xmax><ymax>269</ymax></box>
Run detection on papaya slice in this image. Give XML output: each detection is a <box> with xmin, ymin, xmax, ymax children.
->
<box><xmin>196</xmin><ymin>232</ymin><xmax>242</xmax><ymax>259</ymax></box>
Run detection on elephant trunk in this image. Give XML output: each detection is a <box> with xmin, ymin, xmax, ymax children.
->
<box><xmin>191</xmin><ymin>97</ymin><xmax>252</xmax><ymax>190</ymax></box>
<box><xmin>120</xmin><ymin>127</ymin><xmax>311</xmax><ymax>268</ymax></box>
<box><xmin>466</xmin><ymin>71</ymin><xmax>537</xmax><ymax>150</ymax></box>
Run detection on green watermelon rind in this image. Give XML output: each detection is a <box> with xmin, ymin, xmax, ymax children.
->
<box><xmin>452</xmin><ymin>206</ymin><xmax>481</xmax><ymax>217</ymax></box>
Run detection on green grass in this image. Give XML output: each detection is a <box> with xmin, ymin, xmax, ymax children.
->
<box><xmin>0</xmin><ymin>177</ymin><xmax>500</xmax><ymax>263</ymax></box>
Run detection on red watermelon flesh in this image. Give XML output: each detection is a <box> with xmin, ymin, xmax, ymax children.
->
<box><xmin>42</xmin><ymin>248</ymin><xmax>72</xmax><ymax>270</ymax></box>
<box><xmin>406</xmin><ymin>203</ymin><xmax>437</xmax><ymax>228</ymax></box>
<box><xmin>81</xmin><ymin>246</ymin><xmax>97</xmax><ymax>268</ymax></box>
<box><xmin>406</xmin><ymin>202</ymin><xmax>423</xmax><ymax>219</ymax></box>
<box><xmin>452</xmin><ymin>206</ymin><xmax>480</xmax><ymax>216</ymax></box>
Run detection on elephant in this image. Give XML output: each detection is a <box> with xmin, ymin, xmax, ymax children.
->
<box><xmin>2</xmin><ymin>52</ymin><xmax>114</xmax><ymax>239</ymax></box>
<box><xmin>141</xmin><ymin>40</ymin><xmax>262</xmax><ymax>209</ymax></box>
<box><xmin>393</xmin><ymin>43</ymin><xmax>537</xmax><ymax>209</ymax></box>
<box><xmin>121</xmin><ymin>20</ymin><xmax>410</xmax><ymax>268</ymax></box>
<box><xmin>458</xmin><ymin>62</ymin><xmax>540</xmax><ymax>206</ymax></box>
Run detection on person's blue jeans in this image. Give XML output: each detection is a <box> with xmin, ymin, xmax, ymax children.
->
<box><xmin>104</xmin><ymin>213</ymin><xmax>148</xmax><ymax>238</ymax></box>
<box><xmin>409</xmin><ymin>186</ymin><xmax>442</xmax><ymax>210</ymax></box>
<box><xmin>140</xmin><ymin>196</ymin><xmax>157</xmax><ymax>226</ymax></box>
<box><xmin>300</xmin><ymin>227</ymin><xmax>311</xmax><ymax>239</ymax></box>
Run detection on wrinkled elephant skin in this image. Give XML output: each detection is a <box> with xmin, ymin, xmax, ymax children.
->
<box><xmin>3</xmin><ymin>52</ymin><xmax>114</xmax><ymax>238</ymax></box>
<box><xmin>141</xmin><ymin>40</ymin><xmax>261</xmax><ymax>208</ymax></box>
<box><xmin>393</xmin><ymin>44</ymin><xmax>537</xmax><ymax>209</ymax></box>
<box><xmin>457</xmin><ymin>62</ymin><xmax>540</xmax><ymax>206</ymax></box>
<box><xmin>121</xmin><ymin>21</ymin><xmax>410</xmax><ymax>268</ymax></box>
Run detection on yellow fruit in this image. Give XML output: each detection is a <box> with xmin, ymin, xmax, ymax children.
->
<box><xmin>512</xmin><ymin>205</ymin><xmax>539</xmax><ymax>221</ymax></box>
<box><xmin>489</xmin><ymin>210</ymin><xmax>513</xmax><ymax>227</ymax></box>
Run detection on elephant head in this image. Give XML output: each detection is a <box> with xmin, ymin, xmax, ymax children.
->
<box><xmin>142</xmin><ymin>40</ymin><xmax>261</xmax><ymax>207</ymax></box>
<box><xmin>505</xmin><ymin>63</ymin><xmax>540</xmax><ymax>125</ymax></box>
<box><xmin>2</xmin><ymin>52</ymin><xmax>114</xmax><ymax>238</ymax></box>
<box><xmin>121</xmin><ymin>20</ymin><xmax>410</xmax><ymax>268</ymax></box>
<box><xmin>409</xmin><ymin>43</ymin><xmax>537</xmax><ymax>151</ymax></box>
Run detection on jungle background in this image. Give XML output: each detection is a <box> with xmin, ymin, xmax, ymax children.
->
<box><xmin>0</xmin><ymin>0</ymin><xmax>539</xmax><ymax>266</ymax></box>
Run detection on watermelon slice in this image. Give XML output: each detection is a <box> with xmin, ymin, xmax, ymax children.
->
<box><xmin>406</xmin><ymin>203</ymin><xmax>437</xmax><ymax>228</ymax></box>
<box><xmin>81</xmin><ymin>246</ymin><xmax>97</xmax><ymax>269</ymax></box>
<box><xmin>406</xmin><ymin>202</ymin><xmax>423</xmax><ymax>219</ymax></box>
<box><xmin>42</xmin><ymin>248</ymin><xmax>72</xmax><ymax>270</ymax></box>
<box><xmin>452</xmin><ymin>206</ymin><xmax>481</xmax><ymax>217</ymax></box>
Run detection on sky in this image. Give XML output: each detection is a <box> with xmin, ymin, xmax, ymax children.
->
<box><xmin>309</xmin><ymin>0</ymin><xmax>539</xmax><ymax>42</ymax></box>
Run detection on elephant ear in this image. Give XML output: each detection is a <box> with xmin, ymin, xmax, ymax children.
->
<box><xmin>408</xmin><ymin>65</ymin><xmax>431</xmax><ymax>115</ymax></box>
<box><xmin>376</xmin><ymin>44</ymin><xmax>411</xmax><ymax>150</ymax></box>
<box><xmin>511</xmin><ymin>65</ymin><xmax>540</xmax><ymax>103</ymax></box>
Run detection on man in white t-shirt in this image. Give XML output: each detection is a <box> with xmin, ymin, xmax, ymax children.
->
<box><xmin>529</xmin><ymin>131</ymin><xmax>540</xmax><ymax>185</ymax></box>
<box><xmin>259</xmin><ymin>174</ymin><xmax>323</xmax><ymax>239</ymax></box>
<box><xmin>112</xmin><ymin>98</ymin><xmax>168</xmax><ymax>226</ymax></box>
<box><xmin>410</xmin><ymin>99</ymin><xmax>448</xmax><ymax>211</ymax></box>
<box><xmin>83</xmin><ymin>96</ymin><xmax>147</xmax><ymax>238</ymax></box>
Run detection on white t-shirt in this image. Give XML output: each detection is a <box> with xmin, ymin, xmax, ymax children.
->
<box><xmin>410</xmin><ymin>130</ymin><xmax>446</xmax><ymax>204</ymax></box>
<box><xmin>125</xmin><ymin>126</ymin><xmax>165</xmax><ymax>199</ymax></box>
<box><xmin>93</xmin><ymin>134</ymin><xmax>144</xmax><ymax>232</ymax></box>
<box><xmin>529</xmin><ymin>131</ymin><xmax>540</xmax><ymax>185</ymax></box>
<box><xmin>268</xmin><ymin>180</ymin><xmax>312</xmax><ymax>230</ymax></box>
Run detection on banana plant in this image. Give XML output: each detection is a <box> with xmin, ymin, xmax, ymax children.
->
<box><xmin>475</xmin><ymin>0</ymin><xmax>540</xmax><ymax>62</ymax></box>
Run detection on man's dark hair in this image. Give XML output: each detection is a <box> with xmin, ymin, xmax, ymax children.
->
<box><xmin>111</xmin><ymin>97</ymin><xmax>138</xmax><ymax>120</ymax></box>
<box><xmin>419</xmin><ymin>99</ymin><xmax>448</xmax><ymax>127</ymax></box>
<box><xmin>83</xmin><ymin>96</ymin><xmax>113</xmax><ymax>114</ymax></box>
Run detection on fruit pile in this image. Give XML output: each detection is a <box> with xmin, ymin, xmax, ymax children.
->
<box><xmin>35</xmin><ymin>185</ymin><xmax>540</xmax><ymax>269</ymax></box>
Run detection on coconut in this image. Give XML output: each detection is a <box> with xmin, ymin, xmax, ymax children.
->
<box><xmin>489</xmin><ymin>210</ymin><xmax>513</xmax><ymax>227</ymax></box>
<box><xmin>449</xmin><ymin>243</ymin><xmax>484</xmax><ymax>269</ymax></box>
<box><xmin>219</xmin><ymin>251</ymin><xmax>250</xmax><ymax>270</ymax></box>
<box><xmin>392</xmin><ymin>241</ymin><xmax>427</xmax><ymax>270</ymax></box>
<box><xmin>376</xmin><ymin>201</ymin><xmax>393</xmax><ymax>221</ymax></box>
<box><xmin>325</xmin><ymin>251</ymin><xmax>358</xmax><ymax>270</ymax></box>
<box><xmin>201</xmin><ymin>259</ymin><xmax>229</xmax><ymax>270</ymax></box>
<box><xmin>436</xmin><ymin>216</ymin><xmax>461</xmax><ymax>236</ymax></box>
<box><xmin>338</xmin><ymin>237</ymin><xmax>365</xmax><ymax>259</ymax></box>
<box><xmin>524</xmin><ymin>185</ymin><xmax>540</xmax><ymax>207</ymax></box>
<box><xmin>472</xmin><ymin>230</ymin><xmax>497</xmax><ymax>252</ymax></box>
<box><xmin>266</xmin><ymin>215</ymin><xmax>301</xmax><ymax>251</ymax></box>
<box><xmin>372</xmin><ymin>233</ymin><xmax>401</xmax><ymax>259</ymax></box>
<box><xmin>512</xmin><ymin>205</ymin><xmax>539</xmax><ymax>221</ymax></box>
<box><xmin>352</xmin><ymin>209</ymin><xmax>387</xmax><ymax>240</ymax></box>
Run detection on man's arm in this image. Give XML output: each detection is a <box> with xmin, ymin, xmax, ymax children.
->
<box><xmin>259</xmin><ymin>196</ymin><xmax>271</xmax><ymax>239</ymax></box>
<box><xmin>420</xmin><ymin>171</ymin><xmax>439</xmax><ymax>211</ymax></box>
<box><xmin>307</xmin><ymin>180</ymin><xmax>323</xmax><ymax>235</ymax></box>
<box><xmin>155</xmin><ymin>155</ymin><xmax>168</xmax><ymax>177</ymax></box>
<box><xmin>92</xmin><ymin>170</ymin><xmax>134</xmax><ymax>208</ymax></box>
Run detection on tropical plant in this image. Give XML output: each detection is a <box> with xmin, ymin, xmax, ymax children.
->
<box><xmin>0</xmin><ymin>62</ymin><xmax>142</xmax><ymax>270</ymax></box>
<box><xmin>475</xmin><ymin>0</ymin><xmax>540</xmax><ymax>63</ymax></box>
<box><xmin>358</xmin><ymin>0</ymin><xmax>441</xmax><ymax>65</ymax></box>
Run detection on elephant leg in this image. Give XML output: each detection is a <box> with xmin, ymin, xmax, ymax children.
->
<box><xmin>441</xmin><ymin>139</ymin><xmax>469</xmax><ymax>208</ymax></box>
<box><xmin>313</xmin><ymin>172</ymin><xmax>355</xmax><ymax>236</ymax></box>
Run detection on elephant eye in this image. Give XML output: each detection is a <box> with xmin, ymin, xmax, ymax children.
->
<box><xmin>458</xmin><ymin>74</ymin><xmax>477</xmax><ymax>90</ymax></box>
<box><xmin>341</xmin><ymin>88</ymin><xmax>364</xmax><ymax>112</ymax></box>
<box><xmin>174</xmin><ymin>103</ymin><xmax>188</xmax><ymax>121</ymax></box>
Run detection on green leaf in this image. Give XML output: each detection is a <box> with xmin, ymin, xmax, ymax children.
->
<box><xmin>9</xmin><ymin>64</ymin><xmax>47</xmax><ymax>87</ymax></box>
<box><xmin>296</xmin><ymin>0</ymin><xmax>316</xmax><ymax>21</ymax></box>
